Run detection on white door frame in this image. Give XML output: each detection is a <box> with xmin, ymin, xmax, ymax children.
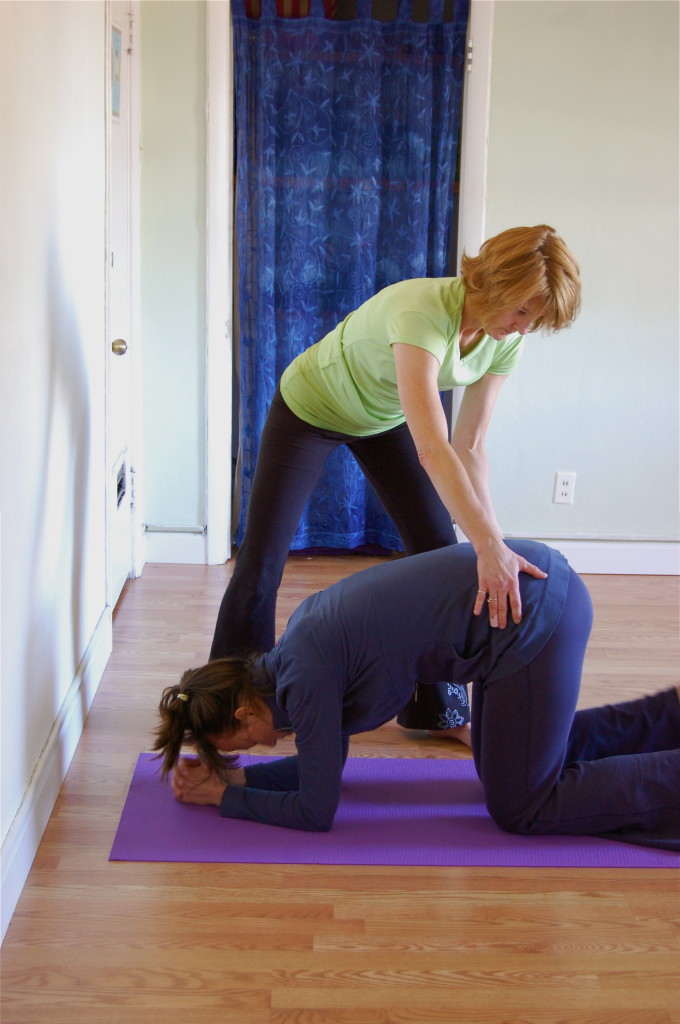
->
<box><xmin>457</xmin><ymin>0</ymin><xmax>494</xmax><ymax>263</ymax></box>
<box><xmin>127</xmin><ymin>0</ymin><xmax>144</xmax><ymax>579</ymax></box>
<box><xmin>451</xmin><ymin>0</ymin><xmax>494</xmax><ymax>448</ymax></box>
<box><xmin>205</xmin><ymin>0</ymin><xmax>234</xmax><ymax>566</ymax></box>
<box><xmin>105</xmin><ymin>0</ymin><xmax>144</xmax><ymax>596</ymax></box>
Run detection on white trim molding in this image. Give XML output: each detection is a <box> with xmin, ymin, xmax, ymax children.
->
<box><xmin>143</xmin><ymin>530</ymin><xmax>679</xmax><ymax>576</ymax></box>
<box><xmin>529</xmin><ymin>539</ymin><xmax>680</xmax><ymax>576</ymax></box>
<box><xmin>129</xmin><ymin>0</ymin><xmax>145</xmax><ymax>580</ymax></box>
<box><xmin>205</xmin><ymin>0</ymin><xmax>233</xmax><ymax>567</ymax></box>
<box><xmin>456</xmin><ymin>0</ymin><xmax>494</xmax><ymax>263</ymax></box>
<box><xmin>452</xmin><ymin>0</ymin><xmax>493</xmax><ymax>428</ymax></box>
<box><xmin>143</xmin><ymin>530</ymin><xmax>209</xmax><ymax>565</ymax></box>
<box><xmin>1</xmin><ymin>613</ymin><xmax>113</xmax><ymax>943</ymax></box>
<box><xmin>457</xmin><ymin>525</ymin><xmax>679</xmax><ymax>575</ymax></box>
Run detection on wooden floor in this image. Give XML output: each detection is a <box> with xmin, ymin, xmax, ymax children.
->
<box><xmin>2</xmin><ymin>553</ymin><xmax>679</xmax><ymax>1024</ymax></box>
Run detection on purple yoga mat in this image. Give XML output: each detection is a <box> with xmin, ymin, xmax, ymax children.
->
<box><xmin>110</xmin><ymin>754</ymin><xmax>679</xmax><ymax>868</ymax></box>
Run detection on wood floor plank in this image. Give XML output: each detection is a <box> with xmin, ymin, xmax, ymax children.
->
<box><xmin>269</xmin><ymin>1011</ymin><xmax>673</xmax><ymax>1024</ymax></box>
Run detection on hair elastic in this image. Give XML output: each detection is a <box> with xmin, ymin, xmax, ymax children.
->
<box><xmin>176</xmin><ymin>692</ymin><xmax>189</xmax><ymax>702</ymax></box>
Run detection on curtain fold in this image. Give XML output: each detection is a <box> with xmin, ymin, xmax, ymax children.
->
<box><xmin>233</xmin><ymin>0</ymin><xmax>469</xmax><ymax>549</ymax></box>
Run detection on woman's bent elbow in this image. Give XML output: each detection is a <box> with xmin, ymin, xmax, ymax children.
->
<box><xmin>416</xmin><ymin>446</ymin><xmax>438</xmax><ymax>474</ymax></box>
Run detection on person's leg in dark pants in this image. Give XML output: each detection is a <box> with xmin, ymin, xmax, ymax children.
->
<box><xmin>472</xmin><ymin>568</ymin><xmax>593</xmax><ymax>831</ymax></box>
<box><xmin>210</xmin><ymin>390</ymin><xmax>346</xmax><ymax>658</ymax></box>
<box><xmin>565</xmin><ymin>688</ymin><xmax>680</xmax><ymax>761</ymax></box>
<box><xmin>349</xmin><ymin>425</ymin><xmax>470</xmax><ymax>734</ymax></box>
<box><xmin>348</xmin><ymin>422</ymin><xmax>457</xmax><ymax>555</ymax></box>
<box><xmin>473</xmin><ymin>569</ymin><xmax>680</xmax><ymax>845</ymax></box>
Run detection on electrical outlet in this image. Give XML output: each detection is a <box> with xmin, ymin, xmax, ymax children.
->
<box><xmin>553</xmin><ymin>471</ymin><xmax>576</xmax><ymax>504</ymax></box>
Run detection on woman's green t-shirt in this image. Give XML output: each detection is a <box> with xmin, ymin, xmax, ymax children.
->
<box><xmin>280</xmin><ymin>277</ymin><xmax>524</xmax><ymax>436</ymax></box>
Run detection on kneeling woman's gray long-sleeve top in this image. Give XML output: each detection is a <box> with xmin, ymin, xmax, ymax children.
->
<box><xmin>219</xmin><ymin>539</ymin><xmax>570</xmax><ymax>831</ymax></box>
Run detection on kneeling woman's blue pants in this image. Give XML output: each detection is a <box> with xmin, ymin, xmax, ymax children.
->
<box><xmin>473</xmin><ymin>568</ymin><xmax>680</xmax><ymax>848</ymax></box>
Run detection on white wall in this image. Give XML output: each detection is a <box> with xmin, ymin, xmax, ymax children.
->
<box><xmin>140</xmin><ymin>0</ymin><xmax>207</xmax><ymax>536</ymax></box>
<box><xmin>0</xmin><ymin>1</ymin><xmax>111</xmax><ymax>938</ymax></box>
<box><xmin>482</xmin><ymin>0</ymin><xmax>679</xmax><ymax>568</ymax></box>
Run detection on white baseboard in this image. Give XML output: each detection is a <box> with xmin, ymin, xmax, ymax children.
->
<box><xmin>523</xmin><ymin>539</ymin><xmax>680</xmax><ymax>576</ymax></box>
<box><xmin>143</xmin><ymin>530</ymin><xmax>208</xmax><ymax>565</ymax></box>
<box><xmin>0</xmin><ymin>611</ymin><xmax>113</xmax><ymax>944</ymax></box>
<box><xmin>144</xmin><ymin>529</ymin><xmax>679</xmax><ymax>576</ymax></box>
<box><xmin>454</xmin><ymin>529</ymin><xmax>679</xmax><ymax>575</ymax></box>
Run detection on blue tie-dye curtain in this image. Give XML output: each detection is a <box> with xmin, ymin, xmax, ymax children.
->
<box><xmin>233</xmin><ymin>0</ymin><xmax>469</xmax><ymax>549</ymax></box>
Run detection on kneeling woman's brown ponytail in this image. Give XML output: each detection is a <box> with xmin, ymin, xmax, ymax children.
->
<box><xmin>152</xmin><ymin>656</ymin><xmax>273</xmax><ymax>781</ymax></box>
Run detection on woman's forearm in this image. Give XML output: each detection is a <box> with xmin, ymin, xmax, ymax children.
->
<box><xmin>416</xmin><ymin>436</ymin><xmax>503</xmax><ymax>555</ymax></box>
<box><xmin>452</xmin><ymin>441</ymin><xmax>503</xmax><ymax>538</ymax></box>
<box><xmin>393</xmin><ymin>346</ymin><xmax>545</xmax><ymax>624</ymax></box>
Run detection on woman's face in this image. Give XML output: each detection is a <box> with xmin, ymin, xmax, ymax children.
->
<box><xmin>207</xmin><ymin>703</ymin><xmax>292</xmax><ymax>753</ymax></box>
<box><xmin>483</xmin><ymin>295</ymin><xmax>546</xmax><ymax>341</ymax></box>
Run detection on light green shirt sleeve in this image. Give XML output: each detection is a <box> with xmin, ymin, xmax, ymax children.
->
<box><xmin>386</xmin><ymin>310</ymin><xmax>450</xmax><ymax>364</ymax></box>
<box><xmin>486</xmin><ymin>333</ymin><xmax>525</xmax><ymax>375</ymax></box>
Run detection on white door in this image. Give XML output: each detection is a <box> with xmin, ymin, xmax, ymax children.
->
<box><xmin>108</xmin><ymin>0</ymin><xmax>140</xmax><ymax>605</ymax></box>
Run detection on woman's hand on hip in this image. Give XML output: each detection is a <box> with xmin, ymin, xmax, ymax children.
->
<box><xmin>473</xmin><ymin>540</ymin><xmax>547</xmax><ymax>628</ymax></box>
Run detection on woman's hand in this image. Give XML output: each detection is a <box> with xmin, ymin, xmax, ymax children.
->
<box><xmin>392</xmin><ymin>347</ymin><xmax>547</xmax><ymax>628</ymax></box>
<box><xmin>473</xmin><ymin>538</ymin><xmax>547</xmax><ymax>627</ymax></box>
<box><xmin>170</xmin><ymin>757</ymin><xmax>228</xmax><ymax>807</ymax></box>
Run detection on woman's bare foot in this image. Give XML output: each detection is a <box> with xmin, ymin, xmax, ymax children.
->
<box><xmin>428</xmin><ymin>723</ymin><xmax>472</xmax><ymax>747</ymax></box>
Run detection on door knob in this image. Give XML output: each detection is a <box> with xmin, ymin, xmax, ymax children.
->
<box><xmin>112</xmin><ymin>338</ymin><xmax>128</xmax><ymax>355</ymax></box>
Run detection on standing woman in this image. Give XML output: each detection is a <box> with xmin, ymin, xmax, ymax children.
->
<box><xmin>155</xmin><ymin>540</ymin><xmax>680</xmax><ymax>849</ymax></box>
<box><xmin>211</xmin><ymin>225</ymin><xmax>581</xmax><ymax>739</ymax></box>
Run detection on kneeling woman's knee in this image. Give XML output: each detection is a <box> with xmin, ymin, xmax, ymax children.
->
<box><xmin>485</xmin><ymin>796</ymin><xmax>536</xmax><ymax>836</ymax></box>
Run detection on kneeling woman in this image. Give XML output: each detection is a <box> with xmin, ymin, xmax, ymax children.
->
<box><xmin>154</xmin><ymin>540</ymin><xmax>680</xmax><ymax>849</ymax></box>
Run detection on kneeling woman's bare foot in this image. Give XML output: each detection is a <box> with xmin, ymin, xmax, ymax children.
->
<box><xmin>429</xmin><ymin>723</ymin><xmax>472</xmax><ymax>747</ymax></box>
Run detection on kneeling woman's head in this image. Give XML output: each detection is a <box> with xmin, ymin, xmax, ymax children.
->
<box><xmin>153</xmin><ymin>657</ymin><xmax>283</xmax><ymax>781</ymax></box>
